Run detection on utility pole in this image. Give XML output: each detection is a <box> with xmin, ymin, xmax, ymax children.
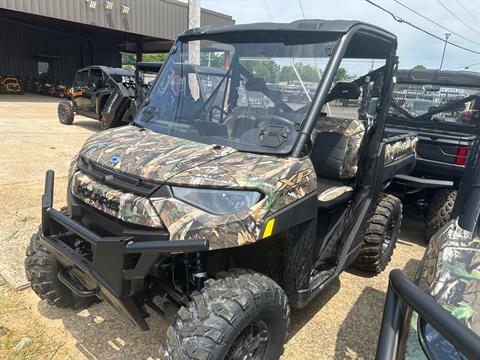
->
<box><xmin>188</xmin><ymin>0</ymin><xmax>200</xmax><ymax>65</ymax></box>
<box><xmin>188</xmin><ymin>0</ymin><xmax>201</xmax><ymax>98</ymax></box>
<box><xmin>439</xmin><ymin>33</ymin><xmax>450</xmax><ymax>70</ymax></box>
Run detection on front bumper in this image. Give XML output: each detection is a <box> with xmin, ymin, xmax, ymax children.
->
<box><xmin>40</xmin><ymin>170</ymin><xmax>208</xmax><ymax>330</ymax></box>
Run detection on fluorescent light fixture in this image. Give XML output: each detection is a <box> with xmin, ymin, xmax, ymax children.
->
<box><xmin>86</xmin><ymin>0</ymin><xmax>97</xmax><ymax>9</ymax></box>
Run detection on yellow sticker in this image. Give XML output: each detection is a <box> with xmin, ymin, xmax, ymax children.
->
<box><xmin>263</xmin><ymin>218</ymin><xmax>275</xmax><ymax>238</ymax></box>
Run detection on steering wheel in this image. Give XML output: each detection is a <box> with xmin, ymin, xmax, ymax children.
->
<box><xmin>256</xmin><ymin>114</ymin><xmax>292</xmax><ymax>129</ymax></box>
<box><xmin>209</xmin><ymin>105</ymin><xmax>228</xmax><ymax>122</ymax></box>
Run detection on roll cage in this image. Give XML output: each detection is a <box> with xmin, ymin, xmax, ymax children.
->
<box><xmin>172</xmin><ymin>20</ymin><xmax>398</xmax><ymax>157</ymax></box>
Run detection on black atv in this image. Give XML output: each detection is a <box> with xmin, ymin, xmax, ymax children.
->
<box><xmin>57</xmin><ymin>66</ymin><xmax>134</xmax><ymax>126</ymax></box>
<box><xmin>100</xmin><ymin>62</ymin><xmax>162</xmax><ymax>129</ymax></box>
<box><xmin>386</xmin><ymin>68</ymin><xmax>480</xmax><ymax>239</ymax></box>
<box><xmin>26</xmin><ymin>20</ymin><xmax>416</xmax><ymax>359</ymax></box>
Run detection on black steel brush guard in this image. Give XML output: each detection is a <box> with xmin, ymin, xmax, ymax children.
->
<box><xmin>40</xmin><ymin>170</ymin><xmax>209</xmax><ymax>330</ymax></box>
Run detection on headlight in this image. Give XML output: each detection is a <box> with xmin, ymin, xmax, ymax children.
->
<box><xmin>171</xmin><ymin>187</ymin><xmax>262</xmax><ymax>215</ymax></box>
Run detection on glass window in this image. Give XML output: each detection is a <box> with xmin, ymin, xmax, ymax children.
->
<box><xmin>37</xmin><ymin>61</ymin><xmax>50</xmax><ymax>78</ymax></box>
<box><xmin>136</xmin><ymin>36</ymin><xmax>337</xmax><ymax>154</ymax></box>
<box><xmin>75</xmin><ymin>70</ymin><xmax>89</xmax><ymax>87</ymax></box>
<box><xmin>90</xmin><ymin>69</ymin><xmax>103</xmax><ymax>88</ymax></box>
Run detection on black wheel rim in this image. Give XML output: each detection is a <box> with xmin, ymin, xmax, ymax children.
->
<box><xmin>382</xmin><ymin>217</ymin><xmax>396</xmax><ymax>255</ymax></box>
<box><xmin>226</xmin><ymin>317</ymin><xmax>271</xmax><ymax>360</ymax></box>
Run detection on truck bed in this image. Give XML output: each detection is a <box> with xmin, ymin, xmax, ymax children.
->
<box><xmin>385</xmin><ymin>124</ymin><xmax>476</xmax><ymax>182</ymax></box>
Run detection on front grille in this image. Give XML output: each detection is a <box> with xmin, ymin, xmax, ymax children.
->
<box><xmin>78</xmin><ymin>157</ymin><xmax>160</xmax><ymax>197</ymax></box>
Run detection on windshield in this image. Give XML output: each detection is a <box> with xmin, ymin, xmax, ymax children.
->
<box><xmin>388</xmin><ymin>84</ymin><xmax>480</xmax><ymax>126</ymax></box>
<box><xmin>135</xmin><ymin>36</ymin><xmax>336</xmax><ymax>154</ymax></box>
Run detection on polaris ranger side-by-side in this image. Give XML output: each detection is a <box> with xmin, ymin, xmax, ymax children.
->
<box><xmin>386</xmin><ymin>68</ymin><xmax>480</xmax><ymax>239</ymax></box>
<box><xmin>57</xmin><ymin>66</ymin><xmax>134</xmax><ymax>127</ymax></box>
<box><xmin>100</xmin><ymin>62</ymin><xmax>163</xmax><ymax>129</ymax></box>
<box><xmin>26</xmin><ymin>20</ymin><xmax>417</xmax><ymax>359</ymax></box>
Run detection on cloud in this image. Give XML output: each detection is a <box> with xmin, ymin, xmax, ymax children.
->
<box><xmin>202</xmin><ymin>0</ymin><xmax>480</xmax><ymax>70</ymax></box>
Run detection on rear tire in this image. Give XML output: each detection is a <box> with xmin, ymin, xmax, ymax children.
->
<box><xmin>162</xmin><ymin>269</ymin><xmax>289</xmax><ymax>360</ymax></box>
<box><xmin>25</xmin><ymin>208</ymin><xmax>95</xmax><ymax>309</ymax></box>
<box><xmin>58</xmin><ymin>101</ymin><xmax>74</xmax><ymax>125</ymax></box>
<box><xmin>354</xmin><ymin>194</ymin><xmax>402</xmax><ymax>274</ymax></box>
<box><xmin>425</xmin><ymin>189</ymin><xmax>457</xmax><ymax>241</ymax></box>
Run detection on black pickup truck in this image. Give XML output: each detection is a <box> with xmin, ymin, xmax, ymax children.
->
<box><xmin>386</xmin><ymin>68</ymin><xmax>480</xmax><ymax>239</ymax></box>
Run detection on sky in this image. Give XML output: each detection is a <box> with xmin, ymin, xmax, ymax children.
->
<box><xmin>197</xmin><ymin>0</ymin><xmax>480</xmax><ymax>71</ymax></box>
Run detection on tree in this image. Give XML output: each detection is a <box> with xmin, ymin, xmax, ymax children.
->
<box><xmin>334</xmin><ymin>67</ymin><xmax>354</xmax><ymax>83</ymax></box>
<box><xmin>121</xmin><ymin>52</ymin><xmax>168</xmax><ymax>69</ymax></box>
<box><xmin>278</xmin><ymin>63</ymin><xmax>321</xmax><ymax>83</ymax></box>
<box><xmin>143</xmin><ymin>53</ymin><xmax>167</xmax><ymax>63</ymax></box>
<box><xmin>241</xmin><ymin>60</ymin><xmax>280</xmax><ymax>83</ymax></box>
<box><xmin>413</xmin><ymin>64</ymin><xmax>427</xmax><ymax>70</ymax></box>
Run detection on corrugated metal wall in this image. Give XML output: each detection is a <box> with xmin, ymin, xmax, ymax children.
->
<box><xmin>0</xmin><ymin>0</ymin><xmax>234</xmax><ymax>41</ymax></box>
<box><xmin>0</xmin><ymin>19</ymin><xmax>121</xmax><ymax>84</ymax></box>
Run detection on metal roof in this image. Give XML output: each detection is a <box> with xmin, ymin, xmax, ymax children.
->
<box><xmin>0</xmin><ymin>0</ymin><xmax>234</xmax><ymax>42</ymax></box>
<box><xmin>396</xmin><ymin>69</ymin><xmax>480</xmax><ymax>88</ymax></box>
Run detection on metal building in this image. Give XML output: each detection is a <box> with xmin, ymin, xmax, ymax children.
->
<box><xmin>0</xmin><ymin>0</ymin><xmax>233</xmax><ymax>83</ymax></box>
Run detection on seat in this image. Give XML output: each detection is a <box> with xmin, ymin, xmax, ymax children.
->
<box><xmin>316</xmin><ymin>178</ymin><xmax>354</xmax><ymax>210</ymax></box>
<box><xmin>310</xmin><ymin>117</ymin><xmax>365</xmax><ymax>209</ymax></box>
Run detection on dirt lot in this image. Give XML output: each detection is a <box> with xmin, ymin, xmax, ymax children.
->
<box><xmin>0</xmin><ymin>94</ymin><xmax>426</xmax><ymax>359</ymax></box>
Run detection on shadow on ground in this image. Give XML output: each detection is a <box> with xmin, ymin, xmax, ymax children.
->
<box><xmin>73</xmin><ymin>119</ymin><xmax>103</xmax><ymax>132</ymax></box>
<box><xmin>288</xmin><ymin>278</ymin><xmax>341</xmax><ymax>341</ymax></box>
<box><xmin>37</xmin><ymin>299</ymin><xmax>169</xmax><ymax>359</ymax></box>
<box><xmin>334</xmin><ymin>258</ymin><xmax>420</xmax><ymax>360</ymax></box>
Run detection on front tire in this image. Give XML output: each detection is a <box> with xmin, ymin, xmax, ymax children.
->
<box><xmin>25</xmin><ymin>208</ymin><xmax>96</xmax><ymax>309</ymax></box>
<box><xmin>425</xmin><ymin>189</ymin><xmax>457</xmax><ymax>241</ymax></box>
<box><xmin>354</xmin><ymin>194</ymin><xmax>402</xmax><ymax>274</ymax></box>
<box><xmin>58</xmin><ymin>101</ymin><xmax>74</xmax><ymax>125</ymax></box>
<box><xmin>162</xmin><ymin>269</ymin><xmax>289</xmax><ymax>360</ymax></box>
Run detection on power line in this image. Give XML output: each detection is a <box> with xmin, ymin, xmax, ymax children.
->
<box><xmin>454</xmin><ymin>0</ymin><xmax>479</xmax><ymax>24</ymax></box>
<box><xmin>298</xmin><ymin>0</ymin><xmax>306</xmax><ymax>19</ymax></box>
<box><xmin>435</xmin><ymin>0</ymin><xmax>480</xmax><ymax>36</ymax></box>
<box><xmin>261</xmin><ymin>0</ymin><xmax>274</xmax><ymax>22</ymax></box>
<box><xmin>393</xmin><ymin>0</ymin><xmax>480</xmax><ymax>47</ymax></box>
<box><xmin>365</xmin><ymin>0</ymin><xmax>480</xmax><ymax>55</ymax></box>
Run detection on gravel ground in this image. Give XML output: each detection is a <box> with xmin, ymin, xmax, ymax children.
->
<box><xmin>0</xmin><ymin>94</ymin><xmax>426</xmax><ymax>359</ymax></box>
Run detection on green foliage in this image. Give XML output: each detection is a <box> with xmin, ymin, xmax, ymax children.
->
<box><xmin>121</xmin><ymin>52</ymin><xmax>136</xmax><ymax>68</ymax></box>
<box><xmin>200</xmin><ymin>52</ymin><xmax>225</xmax><ymax>69</ymax></box>
<box><xmin>143</xmin><ymin>53</ymin><xmax>167</xmax><ymax>63</ymax></box>
<box><xmin>278</xmin><ymin>63</ymin><xmax>321</xmax><ymax>83</ymax></box>
<box><xmin>413</xmin><ymin>64</ymin><xmax>427</xmax><ymax>70</ymax></box>
<box><xmin>241</xmin><ymin>60</ymin><xmax>281</xmax><ymax>83</ymax></box>
<box><xmin>335</xmin><ymin>67</ymin><xmax>354</xmax><ymax>83</ymax></box>
<box><xmin>121</xmin><ymin>52</ymin><xmax>167</xmax><ymax>69</ymax></box>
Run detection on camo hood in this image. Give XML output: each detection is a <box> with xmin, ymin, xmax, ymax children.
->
<box><xmin>74</xmin><ymin>125</ymin><xmax>317</xmax><ymax>249</ymax></box>
<box><xmin>79</xmin><ymin>126</ymin><xmax>237</xmax><ymax>183</ymax></box>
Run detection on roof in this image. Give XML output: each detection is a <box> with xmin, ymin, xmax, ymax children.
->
<box><xmin>79</xmin><ymin>66</ymin><xmax>134</xmax><ymax>77</ymax></box>
<box><xmin>177</xmin><ymin>20</ymin><xmax>397</xmax><ymax>59</ymax></box>
<box><xmin>396</xmin><ymin>69</ymin><xmax>480</xmax><ymax>88</ymax></box>
<box><xmin>0</xmin><ymin>0</ymin><xmax>234</xmax><ymax>42</ymax></box>
<box><xmin>179</xmin><ymin>19</ymin><xmax>394</xmax><ymax>39</ymax></box>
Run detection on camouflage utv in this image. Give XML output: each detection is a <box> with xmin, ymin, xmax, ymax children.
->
<box><xmin>376</xmin><ymin>136</ymin><xmax>480</xmax><ymax>360</ymax></box>
<box><xmin>25</xmin><ymin>20</ymin><xmax>417</xmax><ymax>359</ymax></box>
